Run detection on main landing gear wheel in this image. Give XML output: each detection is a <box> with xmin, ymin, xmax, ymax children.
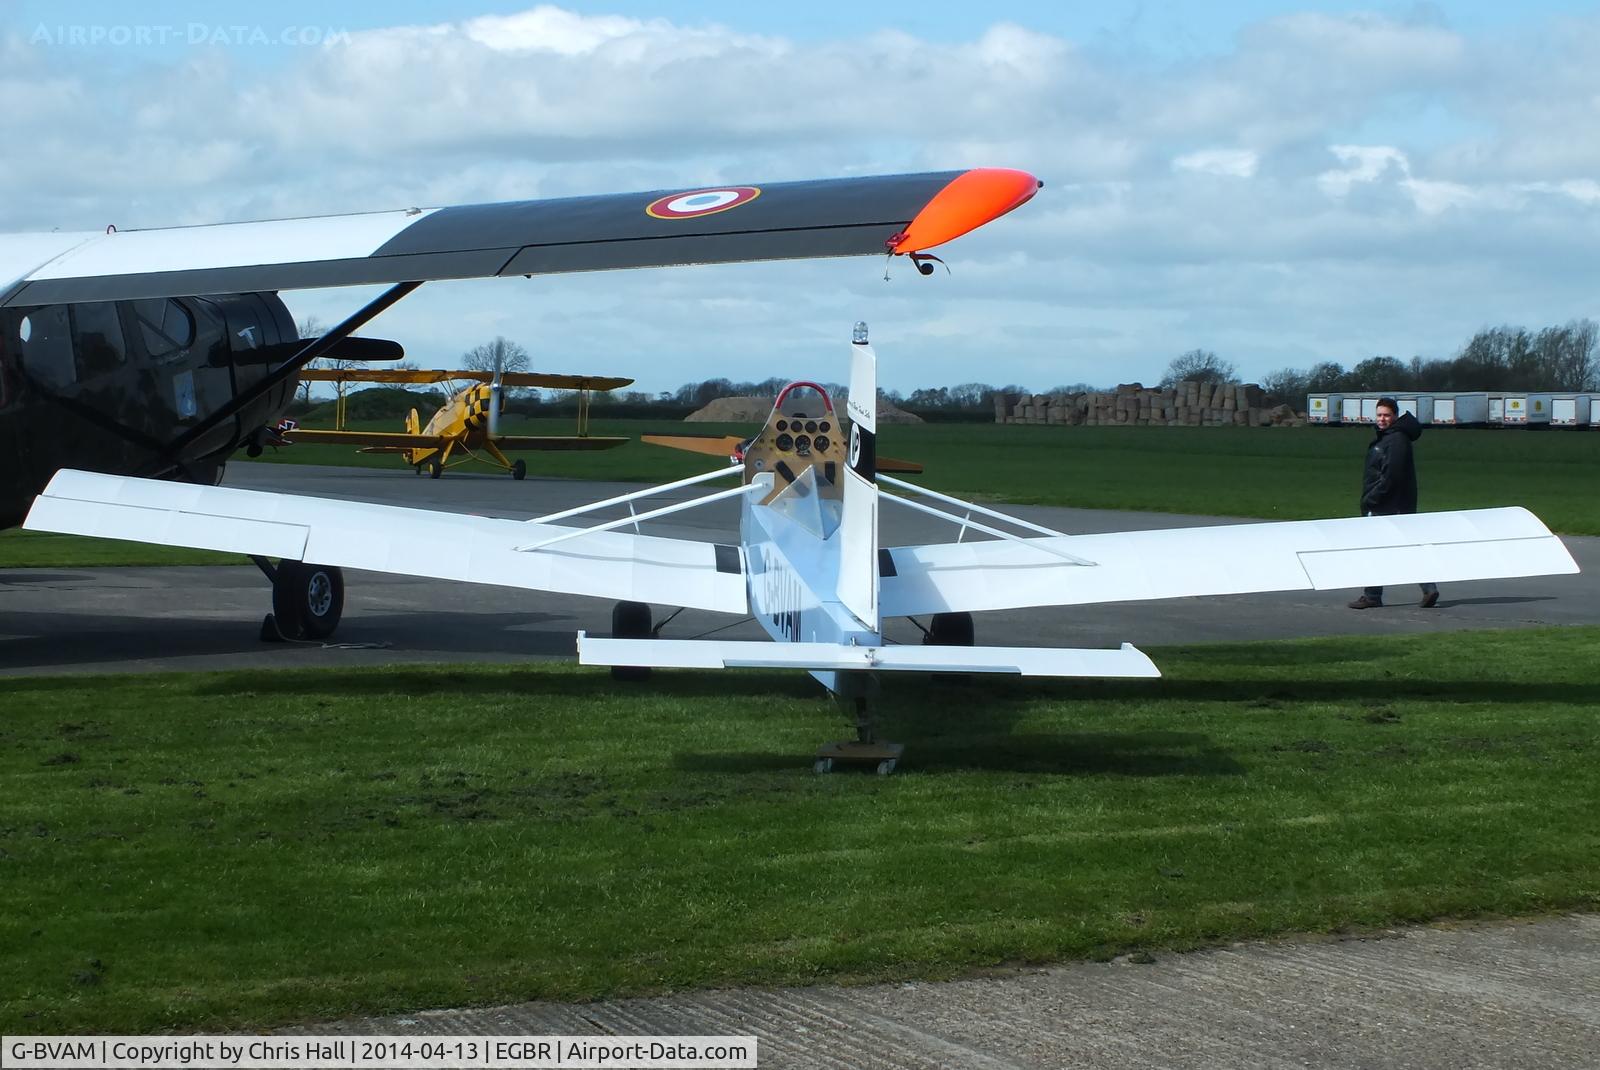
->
<box><xmin>925</xmin><ymin>611</ymin><xmax>975</xmax><ymax>683</ymax></box>
<box><xmin>610</xmin><ymin>600</ymin><xmax>652</xmax><ymax>681</ymax></box>
<box><xmin>428</xmin><ymin>457</ymin><xmax>443</xmax><ymax>479</ymax></box>
<box><xmin>924</xmin><ymin>612</ymin><xmax>975</xmax><ymax>646</ymax></box>
<box><xmin>269</xmin><ymin>562</ymin><xmax>345</xmax><ymax>640</ymax></box>
<box><xmin>511</xmin><ymin>459</ymin><xmax>527</xmax><ymax>481</ymax></box>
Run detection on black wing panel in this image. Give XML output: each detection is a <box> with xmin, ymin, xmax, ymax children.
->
<box><xmin>2</xmin><ymin>171</ymin><xmax>975</xmax><ymax>306</ymax></box>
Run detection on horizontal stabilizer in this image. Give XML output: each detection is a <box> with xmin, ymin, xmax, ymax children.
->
<box><xmin>578</xmin><ymin>633</ymin><xmax>1160</xmax><ymax>678</ymax></box>
<box><xmin>642</xmin><ymin>433</ymin><xmax>748</xmax><ymax>457</ymax></box>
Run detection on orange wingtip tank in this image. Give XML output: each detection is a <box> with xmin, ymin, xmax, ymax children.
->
<box><xmin>890</xmin><ymin>168</ymin><xmax>1042</xmax><ymax>255</ymax></box>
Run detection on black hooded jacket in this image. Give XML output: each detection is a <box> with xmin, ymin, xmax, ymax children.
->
<box><xmin>1360</xmin><ymin>411</ymin><xmax>1422</xmax><ymax>515</ymax></box>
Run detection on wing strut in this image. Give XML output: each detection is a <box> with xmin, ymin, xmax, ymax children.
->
<box><xmin>516</xmin><ymin>480</ymin><xmax>765</xmax><ymax>553</ymax></box>
<box><xmin>142</xmin><ymin>280</ymin><xmax>424</xmax><ymax>476</ymax></box>
<box><xmin>526</xmin><ymin>463</ymin><xmax>743</xmax><ymax>524</ymax></box>
<box><xmin>876</xmin><ymin>473</ymin><xmax>1098</xmax><ymax>566</ymax></box>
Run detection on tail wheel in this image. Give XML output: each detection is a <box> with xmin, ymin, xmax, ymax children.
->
<box><xmin>924</xmin><ymin>612</ymin><xmax>975</xmax><ymax>646</ymax></box>
<box><xmin>271</xmin><ymin>562</ymin><xmax>345</xmax><ymax>640</ymax></box>
<box><xmin>511</xmin><ymin>459</ymin><xmax>527</xmax><ymax>480</ymax></box>
<box><xmin>610</xmin><ymin>600</ymin><xmax>652</xmax><ymax>681</ymax></box>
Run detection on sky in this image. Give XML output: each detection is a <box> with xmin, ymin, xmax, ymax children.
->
<box><xmin>3</xmin><ymin>2</ymin><xmax>1598</xmax><ymax>395</ymax></box>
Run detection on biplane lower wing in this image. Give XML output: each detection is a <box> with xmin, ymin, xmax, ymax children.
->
<box><xmin>284</xmin><ymin>429</ymin><xmax>448</xmax><ymax>449</ymax></box>
<box><xmin>879</xmin><ymin>507</ymin><xmax>1578</xmax><ymax>617</ymax></box>
<box><xmin>25</xmin><ymin>470</ymin><xmax>746</xmax><ymax>613</ymax></box>
<box><xmin>492</xmin><ymin>436</ymin><xmax>628</xmax><ymax>452</ymax></box>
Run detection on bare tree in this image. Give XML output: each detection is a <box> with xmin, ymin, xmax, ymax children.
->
<box><xmin>1160</xmin><ymin>349</ymin><xmax>1237</xmax><ymax>388</ymax></box>
<box><xmin>294</xmin><ymin>317</ymin><xmax>325</xmax><ymax>405</ymax></box>
<box><xmin>1261</xmin><ymin>367</ymin><xmax>1309</xmax><ymax>403</ymax></box>
<box><xmin>462</xmin><ymin>337</ymin><xmax>532</xmax><ymax>377</ymax></box>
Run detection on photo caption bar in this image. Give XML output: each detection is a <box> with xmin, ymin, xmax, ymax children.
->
<box><xmin>2</xmin><ymin>1035</ymin><xmax>758</xmax><ymax>1069</ymax></box>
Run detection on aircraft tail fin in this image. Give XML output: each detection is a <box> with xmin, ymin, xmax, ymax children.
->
<box><xmin>836</xmin><ymin>334</ymin><xmax>880</xmax><ymax>629</ymax></box>
<box><xmin>405</xmin><ymin>408</ymin><xmax>420</xmax><ymax>435</ymax></box>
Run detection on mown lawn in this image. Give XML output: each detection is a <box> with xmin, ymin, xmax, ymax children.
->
<box><xmin>239</xmin><ymin>417</ymin><xmax>1600</xmax><ymax>532</ymax></box>
<box><xmin>5</xmin><ymin>420</ymin><xmax>1594</xmax><ymax>568</ymax></box>
<box><xmin>3</xmin><ymin>626</ymin><xmax>1596</xmax><ymax>1033</ymax></box>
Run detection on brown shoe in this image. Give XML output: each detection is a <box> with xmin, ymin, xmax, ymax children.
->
<box><xmin>1419</xmin><ymin>590</ymin><xmax>1440</xmax><ymax>608</ymax></box>
<box><xmin>1347</xmin><ymin>595</ymin><xmax>1383</xmax><ymax>609</ymax></box>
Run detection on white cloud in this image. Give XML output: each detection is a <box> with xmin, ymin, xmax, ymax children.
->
<box><xmin>1173</xmin><ymin>149</ymin><xmax>1258</xmax><ymax>178</ymax></box>
<box><xmin>5</xmin><ymin>6</ymin><xmax>1600</xmax><ymax>393</ymax></box>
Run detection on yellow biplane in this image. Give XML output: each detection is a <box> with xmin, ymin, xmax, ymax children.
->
<box><xmin>287</xmin><ymin>367</ymin><xmax>631</xmax><ymax>479</ymax></box>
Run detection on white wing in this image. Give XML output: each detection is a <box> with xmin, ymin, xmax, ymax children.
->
<box><xmin>25</xmin><ymin>470</ymin><xmax>746</xmax><ymax>613</ymax></box>
<box><xmin>879</xmin><ymin>508</ymin><xmax>1578</xmax><ymax>617</ymax></box>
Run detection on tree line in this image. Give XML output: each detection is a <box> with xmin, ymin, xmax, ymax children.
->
<box><xmin>1258</xmin><ymin>320</ymin><xmax>1600</xmax><ymax>399</ymax></box>
<box><xmin>293</xmin><ymin>320</ymin><xmax>1600</xmax><ymax>423</ymax></box>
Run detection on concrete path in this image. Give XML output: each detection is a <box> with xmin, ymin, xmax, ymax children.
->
<box><xmin>290</xmin><ymin>915</ymin><xmax>1600</xmax><ymax>1069</ymax></box>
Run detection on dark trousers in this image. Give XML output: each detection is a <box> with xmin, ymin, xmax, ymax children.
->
<box><xmin>1362</xmin><ymin>510</ymin><xmax>1437</xmax><ymax>603</ymax></box>
<box><xmin>1364</xmin><ymin>582</ymin><xmax>1438</xmax><ymax>602</ymax></box>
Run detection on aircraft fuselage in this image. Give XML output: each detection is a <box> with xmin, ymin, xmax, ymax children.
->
<box><xmin>0</xmin><ymin>292</ymin><xmax>301</xmax><ymax>527</ymax></box>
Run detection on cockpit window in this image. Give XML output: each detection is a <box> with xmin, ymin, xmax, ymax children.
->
<box><xmin>133</xmin><ymin>298</ymin><xmax>195</xmax><ymax>359</ymax></box>
<box><xmin>767</xmin><ymin>464</ymin><xmax>841</xmax><ymax>539</ymax></box>
<box><xmin>71</xmin><ymin>302</ymin><xmax>127</xmax><ymax>380</ymax></box>
<box><xmin>18</xmin><ymin>306</ymin><xmax>75</xmax><ymax>388</ymax></box>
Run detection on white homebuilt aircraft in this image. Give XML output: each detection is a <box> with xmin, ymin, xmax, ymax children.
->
<box><xmin>12</xmin><ymin>168</ymin><xmax>1581</xmax><ymax>770</ymax></box>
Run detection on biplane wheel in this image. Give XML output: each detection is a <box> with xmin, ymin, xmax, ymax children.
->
<box><xmin>876</xmin><ymin>759</ymin><xmax>897</xmax><ymax>776</ymax></box>
<box><xmin>427</xmin><ymin>457</ymin><xmax>443</xmax><ymax>479</ymax></box>
<box><xmin>271</xmin><ymin>562</ymin><xmax>345</xmax><ymax>641</ymax></box>
<box><xmin>610</xmin><ymin>600</ymin><xmax>652</xmax><ymax>682</ymax></box>
<box><xmin>924</xmin><ymin>612</ymin><xmax>975</xmax><ymax>646</ymax></box>
<box><xmin>813</xmin><ymin>758</ymin><xmax>833</xmax><ymax>774</ymax></box>
<box><xmin>511</xmin><ymin>459</ymin><xmax>527</xmax><ymax>481</ymax></box>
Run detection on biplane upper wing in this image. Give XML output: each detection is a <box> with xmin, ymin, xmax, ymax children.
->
<box><xmin>0</xmin><ymin>169</ymin><xmax>1041</xmax><ymax>306</ymax></box>
<box><xmin>296</xmin><ymin>369</ymin><xmax>634</xmax><ymax>390</ymax></box>
<box><xmin>879</xmin><ymin>508</ymin><xmax>1578</xmax><ymax>616</ymax></box>
<box><xmin>25</xmin><ymin>470</ymin><xmax>746</xmax><ymax>613</ymax></box>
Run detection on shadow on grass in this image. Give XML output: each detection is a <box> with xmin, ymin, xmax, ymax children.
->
<box><xmin>676</xmin><ymin>729</ymin><xmax>1246</xmax><ymax>778</ymax></box>
<box><xmin>10</xmin><ymin>659</ymin><xmax>1595</xmax><ymax>710</ymax></box>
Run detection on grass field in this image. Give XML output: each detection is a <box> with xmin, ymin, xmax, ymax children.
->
<box><xmin>245</xmin><ymin>418</ymin><xmax>1600</xmax><ymax>533</ymax></box>
<box><xmin>3</xmin><ymin>626</ymin><xmax>1596</xmax><ymax>1033</ymax></box>
<box><xmin>4</xmin><ymin>420</ymin><xmax>1595</xmax><ymax>568</ymax></box>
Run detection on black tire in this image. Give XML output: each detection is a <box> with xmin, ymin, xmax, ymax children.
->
<box><xmin>610</xmin><ymin>600</ymin><xmax>652</xmax><ymax>681</ymax></box>
<box><xmin>428</xmin><ymin>457</ymin><xmax>443</xmax><ymax>479</ymax></box>
<box><xmin>924</xmin><ymin>611</ymin><xmax>975</xmax><ymax>646</ymax></box>
<box><xmin>271</xmin><ymin>562</ymin><xmax>345</xmax><ymax>641</ymax></box>
<box><xmin>511</xmin><ymin>459</ymin><xmax>527</xmax><ymax>481</ymax></box>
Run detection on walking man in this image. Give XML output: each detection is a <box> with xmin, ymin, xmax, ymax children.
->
<box><xmin>1348</xmin><ymin>397</ymin><xmax>1440</xmax><ymax>609</ymax></box>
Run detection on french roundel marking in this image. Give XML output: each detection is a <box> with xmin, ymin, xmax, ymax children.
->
<box><xmin>646</xmin><ymin>186</ymin><xmax>761</xmax><ymax>219</ymax></box>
